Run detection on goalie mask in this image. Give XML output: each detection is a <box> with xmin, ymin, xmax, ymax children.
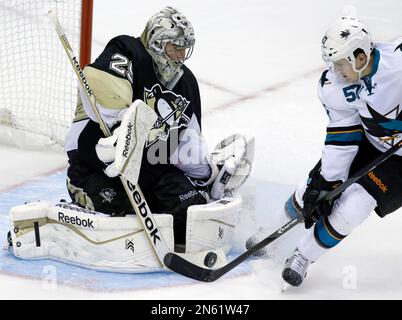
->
<box><xmin>141</xmin><ymin>6</ymin><xmax>195</xmax><ymax>90</ymax></box>
<box><xmin>321</xmin><ymin>16</ymin><xmax>374</xmax><ymax>79</ymax></box>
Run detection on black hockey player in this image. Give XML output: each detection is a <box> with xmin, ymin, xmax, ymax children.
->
<box><xmin>64</xmin><ymin>6</ymin><xmax>243</xmax><ymax>247</ymax></box>
<box><xmin>247</xmin><ymin>16</ymin><xmax>402</xmax><ymax>287</ymax></box>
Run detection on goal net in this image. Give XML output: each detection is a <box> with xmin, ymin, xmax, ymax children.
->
<box><xmin>0</xmin><ymin>0</ymin><xmax>92</xmax><ymax>149</ymax></box>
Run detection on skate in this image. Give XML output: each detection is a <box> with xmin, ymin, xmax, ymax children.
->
<box><xmin>245</xmin><ymin>193</ymin><xmax>301</xmax><ymax>256</ymax></box>
<box><xmin>281</xmin><ymin>248</ymin><xmax>311</xmax><ymax>287</ymax></box>
<box><xmin>245</xmin><ymin>226</ymin><xmax>269</xmax><ymax>257</ymax></box>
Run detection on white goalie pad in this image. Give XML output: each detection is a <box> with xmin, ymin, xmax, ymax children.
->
<box><xmin>185</xmin><ymin>196</ymin><xmax>242</xmax><ymax>254</ymax></box>
<box><xmin>113</xmin><ymin>100</ymin><xmax>157</xmax><ymax>183</ymax></box>
<box><xmin>8</xmin><ymin>196</ymin><xmax>243</xmax><ymax>273</ymax></box>
<box><xmin>97</xmin><ymin>99</ymin><xmax>157</xmax><ymax>183</ymax></box>
<box><xmin>9</xmin><ymin>201</ymin><xmax>174</xmax><ymax>273</ymax></box>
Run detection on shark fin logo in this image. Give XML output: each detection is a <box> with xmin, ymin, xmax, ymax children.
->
<box><xmin>340</xmin><ymin>29</ymin><xmax>351</xmax><ymax>39</ymax></box>
<box><xmin>361</xmin><ymin>103</ymin><xmax>402</xmax><ymax>144</ymax></box>
<box><xmin>143</xmin><ymin>84</ymin><xmax>190</xmax><ymax>147</ymax></box>
<box><xmin>320</xmin><ymin>70</ymin><xmax>331</xmax><ymax>87</ymax></box>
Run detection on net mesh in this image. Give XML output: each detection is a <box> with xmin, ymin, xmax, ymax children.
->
<box><xmin>0</xmin><ymin>0</ymin><xmax>83</xmax><ymax>147</ymax></box>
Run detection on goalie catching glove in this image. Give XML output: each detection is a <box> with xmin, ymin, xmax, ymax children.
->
<box><xmin>189</xmin><ymin>134</ymin><xmax>255</xmax><ymax>200</ymax></box>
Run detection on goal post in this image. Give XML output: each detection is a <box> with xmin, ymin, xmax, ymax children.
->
<box><xmin>80</xmin><ymin>0</ymin><xmax>93</xmax><ymax>69</ymax></box>
<box><xmin>0</xmin><ymin>0</ymin><xmax>93</xmax><ymax>149</ymax></box>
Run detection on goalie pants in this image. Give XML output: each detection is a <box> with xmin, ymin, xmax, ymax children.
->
<box><xmin>293</xmin><ymin>136</ymin><xmax>402</xmax><ymax>261</ymax></box>
<box><xmin>66</xmin><ymin>150</ymin><xmax>207</xmax><ymax>245</ymax></box>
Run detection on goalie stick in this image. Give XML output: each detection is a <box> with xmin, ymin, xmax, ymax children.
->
<box><xmin>47</xmin><ymin>10</ymin><xmax>222</xmax><ymax>274</ymax></box>
<box><xmin>165</xmin><ymin>139</ymin><xmax>402</xmax><ymax>282</ymax></box>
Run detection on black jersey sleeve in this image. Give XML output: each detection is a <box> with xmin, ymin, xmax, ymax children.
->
<box><xmin>181</xmin><ymin>65</ymin><xmax>202</xmax><ymax>130</ymax></box>
<box><xmin>77</xmin><ymin>36</ymin><xmax>143</xmax><ymax>126</ymax></box>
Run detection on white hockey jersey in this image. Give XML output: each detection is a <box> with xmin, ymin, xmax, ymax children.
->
<box><xmin>318</xmin><ymin>39</ymin><xmax>402</xmax><ymax>182</ymax></box>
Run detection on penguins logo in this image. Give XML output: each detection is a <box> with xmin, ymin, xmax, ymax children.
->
<box><xmin>99</xmin><ymin>188</ymin><xmax>117</xmax><ymax>203</ymax></box>
<box><xmin>143</xmin><ymin>84</ymin><xmax>190</xmax><ymax>147</ymax></box>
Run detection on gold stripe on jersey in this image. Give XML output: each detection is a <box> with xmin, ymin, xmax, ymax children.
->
<box><xmin>73</xmin><ymin>66</ymin><xmax>133</xmax><ymax>122</ymax></box>
<box><xmin>73</xmin><ymin>94</ymin><xmax>88</xmax><ymax>122</ymax></box>
<box><xmin>84</xmin><ymin>66</ymin><xmax>133</xmax><ymax>109</ymax></box>
<box><xmin>326</xmin><ymin>129</ymin><xmax>363</xmax><ymax>134</ymax></box>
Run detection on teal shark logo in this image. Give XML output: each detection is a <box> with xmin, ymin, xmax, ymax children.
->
<box><xmin>361</xmin><ymin>103</ymin><xmax>402</xmax><ymax>137</ymax></box>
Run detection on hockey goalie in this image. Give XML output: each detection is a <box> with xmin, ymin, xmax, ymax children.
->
<box><xmin>7</xmin><ymin>6</ymin><xmax>255</xmax><ymax>273</ymax></box>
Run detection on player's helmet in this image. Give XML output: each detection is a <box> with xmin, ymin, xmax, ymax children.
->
<box><xmin>141</xmin><ymin>7</ymin><xmax>195</xmax><ymax>89</ymax></box>
<box><xmin>321</xmin><ymin>17</ymin><xmax>374</xmax><ymax>76</ymax></box>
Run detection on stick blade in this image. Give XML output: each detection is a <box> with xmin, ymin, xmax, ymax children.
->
<box><xmin>164</xmin><ymin>253</ymin><xmax>218</xmax><ymax>282</ymax></box>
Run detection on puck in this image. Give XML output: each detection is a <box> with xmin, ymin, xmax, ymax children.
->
<box><xmin>204</xmin><ymin>252</ymin><xmax>217</xmax><ymax>268</ymax></box>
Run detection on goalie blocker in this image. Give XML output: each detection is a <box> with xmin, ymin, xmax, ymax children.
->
<box><xmin>8</xmin><ymin>197</ymin><xmax>241</xmax><ymax>273</ymax></box>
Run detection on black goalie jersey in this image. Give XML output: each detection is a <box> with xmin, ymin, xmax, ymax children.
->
<box><xmin>65</xmin><ymin>35</ymin><xmax>211</xmax><ymax>186</ymax></box>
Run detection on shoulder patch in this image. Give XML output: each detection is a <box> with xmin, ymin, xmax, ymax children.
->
<box><xmin>394</xmin><ymin>42</ymin><xmax>402</xmax><ymax>53</ymax></box>
<box><xmin>320</xmin><ymin>70</ymin><xmax>330</xmax><ymax>87</ymax></box>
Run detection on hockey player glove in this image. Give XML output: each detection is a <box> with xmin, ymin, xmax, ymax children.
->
<box><xmin>302</xmin><ymin>172</ymin><xmax>342</xmax><ymax>229</ymax></box>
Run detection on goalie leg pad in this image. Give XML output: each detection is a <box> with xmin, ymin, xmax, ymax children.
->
<box><xmin>9</xmin><ymin>201</ymin><xmax>174</xmax><ymax>273</ymax></box>
<box><xmin>185</xmin><ymin>196</ymin><xmax>242</xmax><ymax>255</ymax></box>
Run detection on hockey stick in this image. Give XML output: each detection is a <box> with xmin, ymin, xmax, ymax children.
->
<box><xmin>322</xmin><ymin>140</ymin><xmax>402</xmax><ymax>201</ymax></box>
<box><xmin>47</xmin><ymin>10</ymin><xmax>222</xmax><ymax>272</ymax></box>
<box><xmin>164</xmin><ymin>139</ymin><xmax>402</xmax><ymax>282</ymax></box>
